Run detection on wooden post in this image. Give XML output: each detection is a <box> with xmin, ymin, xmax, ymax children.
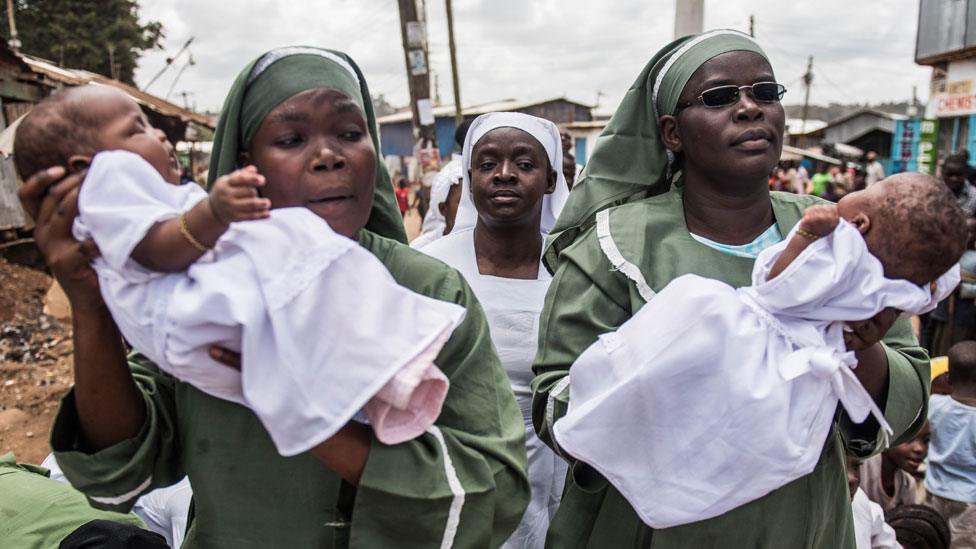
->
<box><xmin>446</xmin><ymin>0</ymin><xmax>463</xmax><ymax>126</ymax></box>
<box><xmin>5</xmin><ymin>0</ymin><xmax>20</xmax><ymax>54</ymax></box>
<box><xmin>396</xmin><ymin>0</ymin><xmax>438</xmax><ymax>149</ymax></box>
<box><xmin>800</xmin><ymin>56</ymin><xmax>814</xmax><ymax>135</ymax></box>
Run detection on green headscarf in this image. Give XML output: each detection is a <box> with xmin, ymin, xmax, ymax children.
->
<box><xmin>544</xmin><ymin>30</ymin><xmax>768</xmax><ymax>270</ymax></box>
<box><xmin>208</xmin><ymin>46</ymin><xmax>407</xmax><ymax>243</ymax></box>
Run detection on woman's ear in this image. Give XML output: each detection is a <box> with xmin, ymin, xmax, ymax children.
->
<box><xmin>545</xmin><ymin>166</ymin><xmax>557</xmax><ymax>195</ymax></box>
<box><xmin>659</xmin><ymin>115</ymin><xmax>682</xmax><ymax>153</ymax></box>
<box><xmin>66</xmin><ymin>154</ymin><xmax>92</xmax><ymax>173</ymax></box>
<box><xmin>850</xmin><ymin>212</ymin><xmax>871</xmax><ymax>235</ymax></box>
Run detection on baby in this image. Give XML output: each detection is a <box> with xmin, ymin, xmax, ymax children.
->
<box><xmin>14</xmin><ymin>85</ymin><xmax>465</xmax><ymax>456</ymax></box>
<box><xmin>555</xmin><ymin>172</ymin><xmax>965</xmax><ymax>528</ymax></box>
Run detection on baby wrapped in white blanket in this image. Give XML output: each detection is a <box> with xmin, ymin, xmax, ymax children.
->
<box><xmin>555</xmin><ymin>173</ymin><xmax>965</xmax><ymax>528</ymax></box>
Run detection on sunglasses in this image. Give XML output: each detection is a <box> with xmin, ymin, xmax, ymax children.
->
<box><xmin>675</xmin><ymin>82</ymin><xmax>786</xmax><ymax>113</ymax></box>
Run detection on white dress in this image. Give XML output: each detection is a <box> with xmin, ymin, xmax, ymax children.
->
<box><xmin>554</xmin><ymin>219</ymin><xmax>960</xmax><ymax>528</ymax></box>
<box><xmin>74</xmin><ymin>151</ymin><xmax>466</xmax><ymax>456</ymax></box>
<box><xmin>852</xmin><ymin>488</ymin><xmax>902</xmax><ymax>549</ymax></box>
<box><xmin>422</xmin><ymin>227</ymin><xmax>567</xmax><ymax>549</ymax></box>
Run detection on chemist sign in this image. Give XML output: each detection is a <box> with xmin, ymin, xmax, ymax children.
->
<box><xmin>927</xmin><ymin>60</ymin><xmax>976</xmax><ymax>118</ymax></box>
<box><xmin>930</xmin><ymin>80</ymin><xmax>976</xmax><ymax>117</ymax></box>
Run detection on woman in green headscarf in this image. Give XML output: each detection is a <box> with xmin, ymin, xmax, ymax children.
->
<box><xmin>21</xmin><ymin>47</ymin><xmax>529</xmax><ymax>548</ymax></box>
<box><xmin>532</xmin><ymin>30</ymin><xmax>930</xmax><ymax>548</ymax></box>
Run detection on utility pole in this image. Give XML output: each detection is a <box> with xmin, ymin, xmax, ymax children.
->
<box><xmin>907</xmin><ymin>85</ymin><xmax>919</xmax><ymax>118</ymax></box>
<box><xmin>433</xmin><ymin>71</ymin><xmax>441</xmax><ymax>105</ymax></box>
<box><xmin>749</xmin><ymin>14</ymin><xmax>755</xmax><ymax>37</ymax></box>
<box><xmin>445</xmin><ymin>0</ymin><xmax>463</xmax><ymax>126</ymax></box>
<box><xmin>107</xmin><ymin>43</ymin><xmax>118</xmax><ymax>80</ymax></box>
<box><xmin>166</xmin><ymin>54</ymin><xmax>195</xmax><ymax>100</ymax></box>
<box><xmin>800</xmin><ymin>56</ymin><xmax>814</xmax><ymax>135</ymax></box>
<box><xmin>5</xmin><ymin>0</ymin><xmax>20</xmax><ymax>54</ymax></box>
<box><xmin>674</xmin><ymin>0</ymin><xmax>704</xmax><ymax>39</ymax></box>
<box><xmin>143</xmin><ymin>37</ymin><xmax>194</xmax><ymax>92</ymax></box>
<box><xmin>397</xmin><ymin>0</ymin><xmax>437</xmax><ymax>149</ymax></box>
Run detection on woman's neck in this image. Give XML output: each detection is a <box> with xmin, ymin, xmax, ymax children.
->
<box><xmin>473</xmin><ymin>219</ymin><xmax>542</xmax><ymax>279</ymax></box>
<box><xmin>682</xmin><ymin>176</ymin><xmax>774</xmax><ymax>245</ymax></box>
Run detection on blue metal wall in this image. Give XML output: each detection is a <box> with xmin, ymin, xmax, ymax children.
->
<box><xmin>574</xmin><ymin>138</ymin><xmax>587</xmax><ymax>166</ymax></box>
<box><xmin>380</xmin><ymin>117</ymin><xmax>458</xmax><ymax>159</ymax></box>
<box><xmin>379</xmin><ymin>122</ymin><xmax>414</xmax><ymax>158</ymax></box>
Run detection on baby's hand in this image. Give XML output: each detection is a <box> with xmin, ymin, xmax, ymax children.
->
<box><xmin>208</xmin><ymin>166</ymin><xmax>271</xmax><ymax>224</ymax></box>
<box><xmin>799</xmin><ymin>205</ymin><xmax>839</xmax><ymax>237</ymax></box>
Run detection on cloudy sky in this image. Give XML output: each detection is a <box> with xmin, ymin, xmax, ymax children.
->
<box><xmin>133</xmin><ymin>0</ymin><xmax>931</xmax><ymax>115</ymax></box>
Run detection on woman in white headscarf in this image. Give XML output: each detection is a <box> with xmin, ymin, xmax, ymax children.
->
<box><xmin>412</xmin><ymin>120</ymin><xmax>472</xmax><ymax>249</ymax></box>
<box><xmin>422</xmin><ymin>112</ymin><xmax>570</xmax><ymax>548</ymax></box>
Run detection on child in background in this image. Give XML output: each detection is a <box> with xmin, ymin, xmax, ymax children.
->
<box><xmin>848</xmin><ymin>456</ymin><xmax>901</xmax><ymax>549</ymax></box>
<box><xmin>860</xmin><ymin>423</ymin><xmax>928</xmax><ymax>511</ymax></box>
<box><xmin>395</xmin><ymin>178</ymin><xmax>410</xmax><ymax>218</ymax></box>
<box><xmin>925</xmin><ymin>341</ymin><xmax>976</xmax><ymax>548</ymax></box>
<box><xmin>885</xmin><ymin>505</ymin><xmax>951</xmax><ymax>549</ymax></box>
<box><xmin>13</xmin><ymin>85</ymin><xmax>465</xmax><ymax>457</ymax></box>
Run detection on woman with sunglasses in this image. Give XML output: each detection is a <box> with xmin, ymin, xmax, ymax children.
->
<box><xmin>532</xmin><ymin>30</ymin><xmax>929</xmax><ymax>548</ymax></box>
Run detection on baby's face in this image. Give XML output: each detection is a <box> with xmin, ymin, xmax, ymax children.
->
<box><xmin>81</xmin><ymin>87</ymin><xmax>182</xmax><ymax>184</ymax></box>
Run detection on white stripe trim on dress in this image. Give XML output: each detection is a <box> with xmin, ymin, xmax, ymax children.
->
<box><xmin>651</xmin><ymin>29</ymin><xmax>757</xmax><ymax>116</ymax></box>
<box><xmin>546</xmin><ymin>375</ymin><xmax>572</xmax><ymax>459</ymax></box>
<box><xmin>88</xmin><ymin>475</ymin><xmax>153</xmax><ymax>506</ymax></box>
<box><xmin>596</xmin><ymin>209</ymin><xmax>656</xmax><ymax>302</ymax></box>
<box><xmin>428</xmin><ymin>426</ymin><xmax>465</xmax><ymax>549</ymax></box>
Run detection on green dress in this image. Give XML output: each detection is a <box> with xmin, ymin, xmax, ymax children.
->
<box><xmin>51</xmin><ymin>231</ymin><xmax>530</xmax><ymax>548</ymax></box>
<box><xmin>0</xmin><ymin>453</ymin><xmax>147</xmax><ymax>546</ymax></box>
<box><xmin>532</xmin><ymin>188</ymin><xmax>930</xmax><ymax>548</ymax></box>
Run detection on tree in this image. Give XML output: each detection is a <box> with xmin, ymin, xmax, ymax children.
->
<box><xmin>0</xmin><ymin>0</ymin><xmax>163</xmax><ymax>85</ymax></box>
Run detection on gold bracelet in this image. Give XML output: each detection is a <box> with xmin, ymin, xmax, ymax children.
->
<box><xmin>179</xmin><ymin>212</ymin><xmax>210</xmax><ymax>252</ymax></box>
<box><xmin>795</xmin><ymin>227</ymin><xmax>820</xmax><ymax>241</ymax></box>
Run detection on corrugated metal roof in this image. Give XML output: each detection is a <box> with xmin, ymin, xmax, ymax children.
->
<box><xmin>20</xmin><ymin>55</ymin><xmax>215</xmax><ymax>128</ymax></box>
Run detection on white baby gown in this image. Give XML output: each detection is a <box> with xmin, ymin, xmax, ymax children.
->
<box><xmin>553</xmin><ymin>219</ymin><xmax>959</xmax><ymax>529</ymax></box>
<box><xmin>74</xmin><ymin>150</ymin><xmax>465</xmax><ymax>456</ymax></box>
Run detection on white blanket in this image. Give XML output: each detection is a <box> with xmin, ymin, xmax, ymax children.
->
<box><xmin>554</xmin><ymin>219</ymin><xmax>959</xmax><ymax>528</ymax></box>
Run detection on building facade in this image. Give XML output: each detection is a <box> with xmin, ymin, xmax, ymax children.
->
<box><xmin>905</xmin><ymin>0</ymin><xmax>976</xmax><ymax>172</ymax></box>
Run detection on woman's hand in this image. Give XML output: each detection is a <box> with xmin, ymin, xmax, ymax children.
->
<box><xmin>20</xmin><ymin>166</ymin><xmax>146</xmax><ymax>449</ymax></box>
<box><xmin>845</xmin><ymin>308</ymin><xmax>899</xmax><ymax>403</ymax></box>
<box><xmin>844</xmin><ymin>308</ymin><xmax>899</xmax><ymax>351</ymax></box>
<box><xmin>208</xmin><ymin>346</ymin><xmax>241</xmax><ymax>369</ymax></box>
<box><xmin>17</xmin><ymin>166</ymin><xmax>102</xmax><ymax>310</ymax></box>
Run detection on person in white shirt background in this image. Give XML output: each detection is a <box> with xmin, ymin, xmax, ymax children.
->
<box><xmin>866</xmin><ymin>151</ymin><xmax>886</xmax><ymax>187</ymax></box>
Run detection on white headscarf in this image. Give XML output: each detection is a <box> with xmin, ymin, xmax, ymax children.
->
<box><xmin>411</xmin><ymin>155</ymin><xmax>462</xmax><ymax>249</ymax></box>
<box><xmin>453</xmin><ymin>112</ymin><xmax>569</xmax><ymax>234</ymax></box>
